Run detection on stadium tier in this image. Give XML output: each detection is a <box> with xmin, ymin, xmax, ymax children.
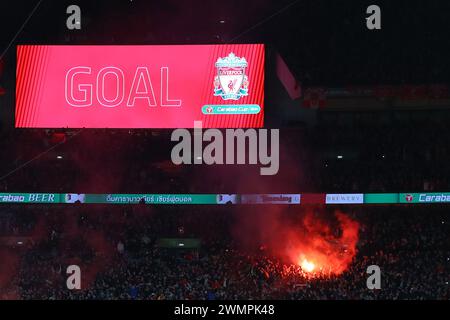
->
<box><xmin>1</xmin><ymin>0</ymin><xmax>449</xmax><ymax>308</ymax></box>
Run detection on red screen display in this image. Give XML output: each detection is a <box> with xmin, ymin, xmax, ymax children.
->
<box><xmin>16</xmin><ymin>44</ymin><xmax>264</xmax><ymax>128</ymax></box>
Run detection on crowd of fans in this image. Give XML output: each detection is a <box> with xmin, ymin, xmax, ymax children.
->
<box><xmin>1</xmin><ymin>110</ymin><xmax>450</xmax><ymax>194</ymax></box>
<box><xmin>0</xmin><ymin>0</ymin><xmax>448</xmax><ymax>303</ymax></box>
<box><xmin>0</xmin><ymin>205</ymin><xmax>448</xmax><ymax>300</ymax></box>
<box><xmin>0</xmin><ymin>108</ymin><xmax>449</xmax><ymax>300</ymax></box>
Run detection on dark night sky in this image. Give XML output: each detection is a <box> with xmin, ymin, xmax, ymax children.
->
<box><xmin>0</xmin><ymin>0</ymin><xmax>449</xmax><ymax>86</ymax></box>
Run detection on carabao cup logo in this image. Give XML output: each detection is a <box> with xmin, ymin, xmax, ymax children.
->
<box><xmin>213</xmin><ymin>53</ymin><xmax>249</xmax><ymax>100</ymax></box>
<box><xmin>216</xmin><ymin>194</ymin><xmax>238</xmax><ymax>204</ymax></box>
<box><xmin>65</xmin><ymin>193</ymin><xmax>86</xmax><ymax>203</ymax></box>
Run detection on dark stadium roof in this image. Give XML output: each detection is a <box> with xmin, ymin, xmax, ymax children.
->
<box><xmin>0</xmin><ymin>0</ymin><xmax>449</xmax><ymax>86</ymax></box>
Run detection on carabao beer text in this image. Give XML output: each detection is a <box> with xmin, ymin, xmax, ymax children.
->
<box><xmin>65</xmin><ymin>66</ymin><xmax>182</xmax><ymax>107</ymax></box>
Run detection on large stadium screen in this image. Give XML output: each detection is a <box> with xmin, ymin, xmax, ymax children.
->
<box><xmin>15</xmin><ymin>44</ymin><xmax>264</xmax><ymax>128</ymax></box>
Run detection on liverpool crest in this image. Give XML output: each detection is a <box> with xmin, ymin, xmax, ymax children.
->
<box><xmin>214</xmin><ymin>53</ymin><xmax>249</xmax><ymax>100</ymax></box>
